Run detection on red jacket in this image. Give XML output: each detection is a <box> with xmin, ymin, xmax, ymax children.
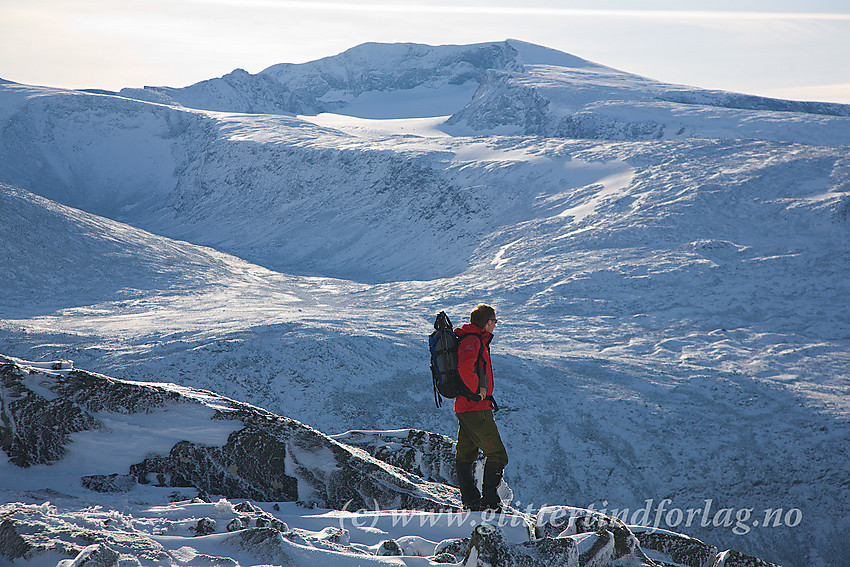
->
<box><xmin>453</xmin><ymin>323</ymin><xmax>495</xmax><ymax>413</ymax></box>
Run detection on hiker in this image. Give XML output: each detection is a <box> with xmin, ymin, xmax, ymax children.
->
<box><xmin>454</xmin><ymin>303</ymin><xmax>508</xmax><ymax>511</ymax></box>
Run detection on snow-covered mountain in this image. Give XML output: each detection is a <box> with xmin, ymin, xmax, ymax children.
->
<box><xmin>118</xmin><ymin>41</ymin><xmax>526</xmax><ymax>117</ymax></box>
<box><xmin>114</xmin><ymin>39</ymin><xmax>850</xmax><ymax>143</ymax></box>
<box><xmin>1</xmin><ymin>40</ymin><xmax>849</xmax><ymax>567</ymax></box>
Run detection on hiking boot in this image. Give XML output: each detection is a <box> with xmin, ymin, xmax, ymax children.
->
<box><xmin>455</xmin><ymin>460</ymin><xmax>482</xmax><ymax>510</ymax></box>
<box><xmin>480</xmin><ymin>461</ymin><xmax>504</xmax><ymax>512</ymax></box>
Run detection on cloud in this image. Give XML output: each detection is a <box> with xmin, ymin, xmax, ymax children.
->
<box><xmin>187</xmin><ymin>0</ymin><xmax>850</xmax><ymax>21</ymax></box>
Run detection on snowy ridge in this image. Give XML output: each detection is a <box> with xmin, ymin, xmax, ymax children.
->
<box><xmin>0</xmin><ymin>355</ymin><xmax>459</xmax><ymax>509</ymax></box>
<box><xmin>0</xmin><ymin>356</ymin><xmax>782</xmax><ymax>567</ymax></box>
<box><xmin>1</xmin><ymin>40</ymin><xmax>849</xmax><ymax>566</ymax></box>
<box><xmin>445</xmin><ymin>61</ymin><xmax>850</xmax><ymax>143</ymax></box>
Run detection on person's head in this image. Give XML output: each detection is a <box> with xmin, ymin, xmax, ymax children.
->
<box><xmin>470</xmin><ymin>303</ymin><xmax>497</xmax><ymax>331</ymax></box>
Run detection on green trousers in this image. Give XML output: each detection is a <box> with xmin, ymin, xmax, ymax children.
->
<box><xmin>455</xmin><ymin>410</ymin><xmax>508</xmax><ymax>467</ymax></box>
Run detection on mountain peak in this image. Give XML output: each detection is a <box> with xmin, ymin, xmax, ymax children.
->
<box><xmin>505</xmin><ymin>39</ymin><xmax>604</xmax><ymax>69</ymax></box>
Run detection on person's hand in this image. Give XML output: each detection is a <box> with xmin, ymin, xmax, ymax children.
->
<box><xmin>478</xmin><ymin>388</ymin><xmax>487</xmax><ymax>401</ymax></box>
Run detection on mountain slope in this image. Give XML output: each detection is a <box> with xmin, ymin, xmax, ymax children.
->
<box><xmin>0</xmin><ymin>84</ymin><xmax>493</xmax><ymax>282</ymax></box>
<box><xmin>0</xmin><ymin>182</ymin><xmax>288</xmax><ymax>317</ymax></box>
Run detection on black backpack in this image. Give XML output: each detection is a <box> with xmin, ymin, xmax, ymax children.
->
<box><xmin>429</xmin><ymin>311</ymin><xmax>497</xmax><ymax>410</ymax></box>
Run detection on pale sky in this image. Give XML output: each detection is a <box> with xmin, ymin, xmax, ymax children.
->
<box><xmin>2</xmin><ymin>0</ymin><xmax>850</xmax><ymax>104</ymax></box>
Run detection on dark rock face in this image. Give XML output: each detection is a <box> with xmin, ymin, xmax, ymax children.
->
<box><xmin>713</xmin><ymin>549</ymin><xmax>781</xmax><ymax>567</ymax></box>
<box><xmin>81</xmin><ymin>474</ymin><xmax>137</xmax><ymax>493</ymax></box>
<box><xmin>129</xmin><ymin>425</ymin><xmax>300</xmax><ymax>503</ymax></box>
<box><xmin>330</xmin><ymin>428</ymin><xmax>460</xmax><ymax>485</ymax></box>
<box><xmin>0</xmin><ymin>357</ymin><xmax>459</xmax><ymax>511</ymax></box>
<box><xmin>632</xmin><ymin>527</ymin><xmax>718</xmax><ymax>567</ymax></box>
<box><xmin>463</xmin><ymin>523</ymin><xmax>581</xmax><ymax>567</ymax></box>
<box><xmin>0</xmin><ymin>517</ymin><xmax>32</xmax><ymax>561</ymax></box>
<box><xmin>535</xmin><ymin>507</ymin><xmax>649</xmax><ymax>562</ymax></box>
<box><xmin>0</xmin><ymin>366</ymin><xmax>103</xmax><ymax>467</ymax></box>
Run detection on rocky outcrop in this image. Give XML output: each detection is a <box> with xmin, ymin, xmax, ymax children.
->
<box><xmin>331</xmin><ymin>428</ymin><xmax>461</xmax><ymax>485</ymax></box>
<box><xmin>0</xmin><ymin>356</ymin><xmax>458</xmax><ymax>511</ymax></box>
<box><xmin>0</xmin><ymin>363</ymin><xmax>105</xmax><ymax>467</ymax></box>
<box><xmin>0</xmin><ymin>357</ymin><xmax>782</xmax><ymax>566</ymax></box>
<box><xmin>80</xmin><ymin>474</ymin><xmax>137</xmax><ymax>493</ymax></box>
<box><xmin>460</xmin><ymin>522</ymin><xmax>660</xmax><ymax>567</ymax></box>
<box><xmin>464</xmin><ymin>523</ymin><xmax>580</xmax><ymax>566</ymax></box>
<box><xmin>711</xmin><ymin>549</ymin><xmax>781</xmax><ymax>567</ymax></box>
<box><xmin>1</xmin><ymin>498</ymin><xmax>784</xmax><ymax>567</ymax></box>
<box><xmin>534</xmin><ymin>507</ymin><xmax>778</xmax><ymax>567</ymax></box>
<box><xmin>631</xmin><ymin>526</ymin><xmax>718</xmax><ymax>567</ymax></box>
<box><xmin>222</xmin><ymin>527</ymin><xmax>294</xmax><ymax>565</ymax></box>
<box><xmin>534</xmin><ymin>507</ymin><xmax>656</xmax><ymax>566</ymax></box>
<box><xmin>57</xmin><ymin>543</ymin><xmax>121</xmax><ymax>567</ymax></box>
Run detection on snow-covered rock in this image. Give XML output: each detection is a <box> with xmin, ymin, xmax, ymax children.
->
<box><xmin>330</xmin><ymin>428</ymin><xmax>459</xmax><ymax>485</ymax></box>
<box><xmin>630</xmin><ymin>526</ymin><xmax>718</xmax><ymax>567</ymax></box>
<box><xmin>0</xmin><ymin>356</ymin><xmax>458</xmax><ymax>511</ymax></box>
<box><xmin>0</xmin><ymin>357</ymin><xmax>785</xmax><ymax>567</ymax></box>
<box><xmin>463</xmin><ymin>523</ymin><xmax>582</xmax><ymax>567</ymax></box>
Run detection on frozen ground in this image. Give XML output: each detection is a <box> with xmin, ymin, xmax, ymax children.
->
<box><xmin>1</xmin><ymin>40</ymin><xmax>849</xmax><ymax>566</ymax></box>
